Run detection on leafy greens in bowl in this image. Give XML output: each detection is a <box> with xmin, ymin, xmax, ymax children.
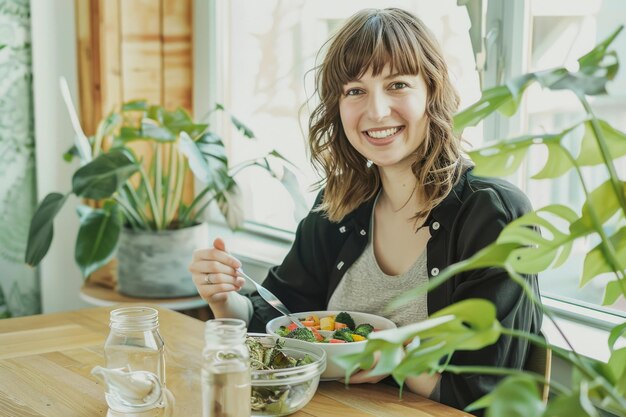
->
<box><xmin>246</xmin><ymin>334</ymin><xmax>326</xmax><ymax>416</ymax></box>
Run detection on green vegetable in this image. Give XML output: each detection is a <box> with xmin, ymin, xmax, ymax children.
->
<box><xmin>285</xmin><ymin>327</ymin><xmax>317</xmax><ymax>342</ymax></box>
<box><xmin>354</xmin><ymin>323</ymin><xmax>374</xmax><ymax>338</ymax></box>
<box><xmin>246</xmin><ymin>336</ymin><xmax>315</xmax><ymax>414</ymax></box>
<box><xmin>335</xmin><ymin>312</ymin><xmax>355</xmax><ymax>330</ymax></box>
<box><xmin>333</xmin><ymin>328</ymin><xmax>354</xmax><ymax>342</ymax></box>
<box><xmin>275</xmin><ymin>325</ymin><xmax>290</xmax><ymax>337</ymax></box>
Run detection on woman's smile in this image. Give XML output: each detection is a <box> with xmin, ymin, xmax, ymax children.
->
<box><xmin>362</xmin><ymin>126</ymin><xmax>405</xmax><ymax>146</ymax></box>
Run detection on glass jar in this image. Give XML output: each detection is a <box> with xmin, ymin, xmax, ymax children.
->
<box><xmin>104</xmin><ymin>307</ymin><xmax>166</xmax><ymax>397</ymax></box>
<box><xmin>202</xmin><ymin>318</ymin><xmax>251</xmax><ymax>417</ymax></box>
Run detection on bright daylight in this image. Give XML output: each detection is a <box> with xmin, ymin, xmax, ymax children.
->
<box><xmin>0</xmin><ymin>0</ymin><xmax>625</xmax><ymax>416</ymax></box>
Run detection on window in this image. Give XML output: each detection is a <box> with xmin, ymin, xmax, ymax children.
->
<box><xmin>505</xmin><ymin>0</ymin><xmax>626</xmax><ymax>315</ymax></box>
<box><xmin>205</xmin><ymin>0</ymin><xmax>481</xmax><ymax>234</ymax></box>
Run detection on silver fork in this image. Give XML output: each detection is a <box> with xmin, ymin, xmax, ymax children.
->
<box><xmin>237</xmin><ymin>269</ymin><xmax>304</xmax><ymax>328</ymax></box>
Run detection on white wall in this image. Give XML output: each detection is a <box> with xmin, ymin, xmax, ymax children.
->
<box><xmin>31</xmin><ymin>0</ymin><xmax>88</xmax><ymax>312</ymax></box>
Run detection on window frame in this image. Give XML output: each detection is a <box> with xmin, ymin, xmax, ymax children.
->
<box><xmin>192</xmin><ymin>0</ymin><xmax>625</xmax><ymax>324</ymax></box>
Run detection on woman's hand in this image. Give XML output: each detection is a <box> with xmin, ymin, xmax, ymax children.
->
<box><xmin>189</xmin><ymin>237</ymin><xmax>245</xmax><ymax>305</ymax></box>
<box><xmin>340</xmin><ymin>351</ymin><xmax>388</xmax><ymax>384</ymax></box>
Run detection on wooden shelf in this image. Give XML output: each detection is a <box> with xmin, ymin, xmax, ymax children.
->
<box><xmin>80</xmin><ymin>280</ymin><xmax>207</xmax><ymax>311</ymax></box>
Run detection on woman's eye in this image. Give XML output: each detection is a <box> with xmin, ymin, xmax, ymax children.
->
<box><xmin>344</xmin><ymin>88</ymin><xmax>363</xmax><ymax>96</ymax></box>
<box><xmin>390</xmin><ymin>82</ymin><xmax>408</xmax><ymax>90</ymax></box>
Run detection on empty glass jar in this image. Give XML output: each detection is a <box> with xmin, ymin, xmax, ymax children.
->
<box><xmin>103</xmin><ymin>307</ymin><xmax>166</xmax><ymax>413</ymax></box>
<box><xmin>202</xmin><ymin>318</ymin><xmax>251</xmax><ymax>417</ymax></box>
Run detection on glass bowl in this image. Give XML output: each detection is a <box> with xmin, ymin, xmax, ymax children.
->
<box><xmin>248</xmin><ymin>333</ymin><xmax>326</xmax><ymax>416</ymax></box>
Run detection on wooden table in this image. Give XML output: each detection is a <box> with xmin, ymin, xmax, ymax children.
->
<box><xmin>0</xmin><ymin>306</ymin><xmax>471</xmax><ymax>417</ymax></box>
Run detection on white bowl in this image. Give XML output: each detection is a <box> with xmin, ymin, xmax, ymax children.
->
<box><xmin>266</xmin><ymin>310</ymin><xmax>397</xmax><ymax>380</ymax></box>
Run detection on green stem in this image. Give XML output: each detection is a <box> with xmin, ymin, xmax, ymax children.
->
<box><xmin>443</xmin><ymin>365</ymin><xmax>571</xmax><ymax>396</ymax></box>
<box><xmin>577</xmin><ymin>94</ymin><xmax>626</xmax><ymax>218</ymax></box>
<box><xmin>114</xmin><ymin>197</ymin><xmax>141</xmax><ymax>230</ymax></box>
<box><xmin>162</xmin><ymin>143</ymin><xmax>175</xmax><ymax>227</ymax></box>
<box><xmin>166</xmin><ymin>151</ymin><xmax>186</xmax><ymax>227</ymax></box>
<box><xmin>180</xmin><ymin>186</ymin><xmax>213</xmax><ymax>222</ymax></box>
<box><xmin>139</xmin><ymin>164</ymin><xmax>162</xmax><ymax>229</ymax></box>
<box><xmin>155</xmin><ymin>144</ymin><xmax>164</xmax><ymax>228</ymax></box>
<box><xmin>188</xmin><ymin>194</ymin><xmax>218</xmax><ymax>223</ymax></box>
<box><xmin>562</xmin><ymin>146</ymin><xmax>626</xmax><ymax>296</ymax></box>
<box><xmin>122</xmin><ymin>183</ymin><xmax>150</xmax><ymax>227</ymax></box>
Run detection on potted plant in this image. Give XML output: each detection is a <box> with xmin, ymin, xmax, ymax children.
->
<box><xmin>25</xmin><ymin>94</ymin><xmax>303</xmax><ymax>298</ymax></box>
<box><xmin>337</xmin><ymin>26</ymin><xmax>626</xmax><ymax>416</ymax></box>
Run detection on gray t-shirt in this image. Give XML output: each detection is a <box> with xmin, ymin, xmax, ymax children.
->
<box><xmin>327</xmin><ymin>201</ymin><xmax>429</xmax><ymax>327</ymax></box>
<box><xmin>327</xmin><ymin>200</ymin><xmax>441</xmax><ymax>401</ymax></box>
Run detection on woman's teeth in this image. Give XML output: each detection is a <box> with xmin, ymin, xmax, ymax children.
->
<box><xmin>366</xmin><ymin>127</ymin><xmax>400</xmax><ymax>139</ymax></box>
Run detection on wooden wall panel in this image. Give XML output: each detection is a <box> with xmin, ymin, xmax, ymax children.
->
<box><xmin>120</xmin><ymin>0</ymin><xmax>163</xmax><ymax>104</ymax></box>
<box><xmin>98</xmin><ymin>0</ymin><xmax>122</xmax><ymax>116</ymax></box>
<box><xmin>163</xmin><ymin>0</ymin><xmax>192</xmax><ymax>111</ymax></box>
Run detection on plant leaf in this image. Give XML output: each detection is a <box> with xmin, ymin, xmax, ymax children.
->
<box><xmin>75</xmin><ymin>201</ymin><xmax>122</xmax><ymax>278</ymax></box>
<box><xmin>470</xmin><ymin>145</ymin><xmax>529</xmax><ymax>178</ymax></box>
<box><xmin>581</xmin><ymin>226</ymin><xmax>626</xmax><ymax>287</ymax></box>
<box><xmin>602</xmin><ymin>278</ymin><xmax>626</xmax><ymax>306</ymax></box>
<box><xmin>609</xmin><ymin>322</ymin><xmax>626</xmax><ymax>353</ymax></box>
<box><xmin>544</xmin><ymin>389</ymin><xmax>596</xmax><ymax>417</ymax></box>
<box><xmin>141</xmin><ymin>118</ymin><xmax>176</xmax><ymax>141</ymax></box>
<box><xmin>230</xmin><ymin>113</ymin><xmax>255</xmax><ymax>138</ymax></box>
<box><xmin>465</xmin><ymin>375</ymin><xmax>544</xmax><ymax>417</ymax></box>
<box><xmin>577</xmin><ymin>120</ymin><xmax>626</xmax><ymax>166</ymax></box>
<box><xmin>607</xmin><ymin>347</ymin><xmax>626</xmax><ymax>395</ymax></box>
<box><xmin>577</xmin><ymin>180</ymin><xmax>623</xmax><ymax>231</ymax></box>
<box><xmin>72</xmin><ymin>150</ymin><xmax>138</xmax><ymax>199</ymax></box>
<box><xmin>531</xmin><ymin>142</ymin><xmax>575</xmax><ymax>179</ymax></box>
<box><xmin>179</xmin><ymin>131</ymin><xmax>229</xmax><ymax>189</ymax></box>
<box><xmin>216</xmin><ymin>181</ymin><xmax>245</xmax><ymax>230</ymax></box>
<box><xmin>498</xmin><ymin>205</ymin><xmax>580</xmax><ymax>273</ymax></box>
<box><xmin>24</xmin><ymin>193</ymin><xmax>70</xmax><ymax>266</ymax></box>
<box><xmin>121</xmin><ymin>100</ymin><xmax>149</xmax><ymax>111</ymax></box>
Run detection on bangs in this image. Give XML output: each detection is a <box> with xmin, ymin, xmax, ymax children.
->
<box><xmin>336</xmin><ymin>12</ymin><xmax>423</xmax><ymax>85</ymax></box>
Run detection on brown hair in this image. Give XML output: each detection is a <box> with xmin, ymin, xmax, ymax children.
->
<box><xmin>308</xmin><ymin>8</ymin><xmax>462</xmax><ymax>222</ymax></box>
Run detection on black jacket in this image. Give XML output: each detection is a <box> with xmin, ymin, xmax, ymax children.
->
<box><xmin>247</xmin><ymin>167</ymin><xmax>542</xmax><ymax>414</ymax></box>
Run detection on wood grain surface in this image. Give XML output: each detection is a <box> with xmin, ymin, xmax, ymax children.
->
<box><xmin>0</xmin><ymin>306</ymin><xmax>471</xmax><ymax>417</ymax></box>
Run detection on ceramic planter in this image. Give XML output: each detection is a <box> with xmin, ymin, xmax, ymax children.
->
<box><xmin>117</xmin><ymin>222</ymin><xmax>208</xmax><ymax>298</ymax></box>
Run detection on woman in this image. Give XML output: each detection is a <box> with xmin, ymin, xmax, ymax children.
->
<box><xmin>189</xmin><ymin>8</ymin><xmax>542</xmax><ymax>413</ymax></box>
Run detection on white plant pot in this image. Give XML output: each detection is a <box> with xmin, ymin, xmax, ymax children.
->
<box><xmin>117</xmin><ymin>223</ymin><xmax>209</xmax><ymax>298</ymax></box>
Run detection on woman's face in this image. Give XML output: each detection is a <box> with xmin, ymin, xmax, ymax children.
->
<box><xmin>339</xmin><ymin>65</ymin><xmax>428</xmax><ymax>170</ymax></box>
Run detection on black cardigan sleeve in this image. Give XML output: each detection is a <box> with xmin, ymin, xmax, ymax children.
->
<box><xmin>247</xmin><ymin>192</ymin><xmax>331</xmax><ymax>333</ymax></box>
<box><xmin>438</xmin><ymin>185</ymin><xmax>542</xmax><ymax>414</ymax></box>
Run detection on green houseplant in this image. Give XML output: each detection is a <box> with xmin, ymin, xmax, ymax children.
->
<box><xmin>337</xmin><ymin>26</ymin><xmax>626</xmax><ymax>416</ymax></box>
<box><xmin>25</xmin><ymin>96</ymin><xmax>302</xmax><ymax>297</ymax></box>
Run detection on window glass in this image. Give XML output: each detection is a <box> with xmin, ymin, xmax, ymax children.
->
<box><xmin>523</xmin><ymin>0</ymin><xmax>626</xmax><ymax>314</ymax></box>
<box><xmin>218</xmin><ymin>0</ymin><xmax>481</xmax><ymax>232</ymax></box>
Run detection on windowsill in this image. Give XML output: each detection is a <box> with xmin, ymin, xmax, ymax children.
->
<box><xmin>205</xmin><ymin>220</ymin><xmax>624</xmax><ymax>363</ymax></box>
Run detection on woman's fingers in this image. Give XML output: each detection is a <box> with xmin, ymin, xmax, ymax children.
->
<box><xmin>189</xmin><ymin>237</ymin><xmax>245</xmax><ymax>304</ymax></box>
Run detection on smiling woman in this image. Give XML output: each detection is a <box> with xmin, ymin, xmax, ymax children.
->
<box><xmin>190</xmin><ymin>7</ymin><xmax>542</xmax><ymax>416</ymax></box>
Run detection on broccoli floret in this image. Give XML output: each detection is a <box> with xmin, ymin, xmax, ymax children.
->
<box><xmin>285</xmin><ymin>327</ymin><xmax>317</xmax><ymax>342</ymax></box>
<box><xmin>354</xmin><ymin>323</ymin><xmax>374</xmax><ymax>338</ymax></box>
<box><xmin>275</xmin><ymin>326</ymin><xmax>290</xmax><ymax>337</ymax></box>
<box><xmin>335</xmin><ymin>312</ymin><xmax>355</xmax><ymax>330</ymax></box>
<box><xmin>333</xmin><ymin>328</ymin><xmax>354</xmax><ymax>342</ymax></box>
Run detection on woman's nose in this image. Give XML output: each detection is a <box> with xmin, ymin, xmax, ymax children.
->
<box><xmin>367</xmin><ymin>91</ymin><xmax>391</xmax><ymax>121</ymax></box>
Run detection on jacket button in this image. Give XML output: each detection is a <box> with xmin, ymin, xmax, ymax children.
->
<box><xmin>337</xmin><ymin>261</ymin><xmax>345</xmax><ymax>270</ymax></box>
<box><xmin>360</xmin><ymin>229</ymin><xmax>366</xmax><ymax>236</ymax></box>
<box><xmin>432</xmin><ymin>221</ymin><xmax>440</xmax><ymax>231</ymax></box>
<box><xmin>431</xmin><ymin>267</ymin><xmax>439</xmax><ymax>276</ymax></box>
<box><xmin>339</xmin><ymin>226</ymin><xmax>346</xmax><ymax>233</ymax></box>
